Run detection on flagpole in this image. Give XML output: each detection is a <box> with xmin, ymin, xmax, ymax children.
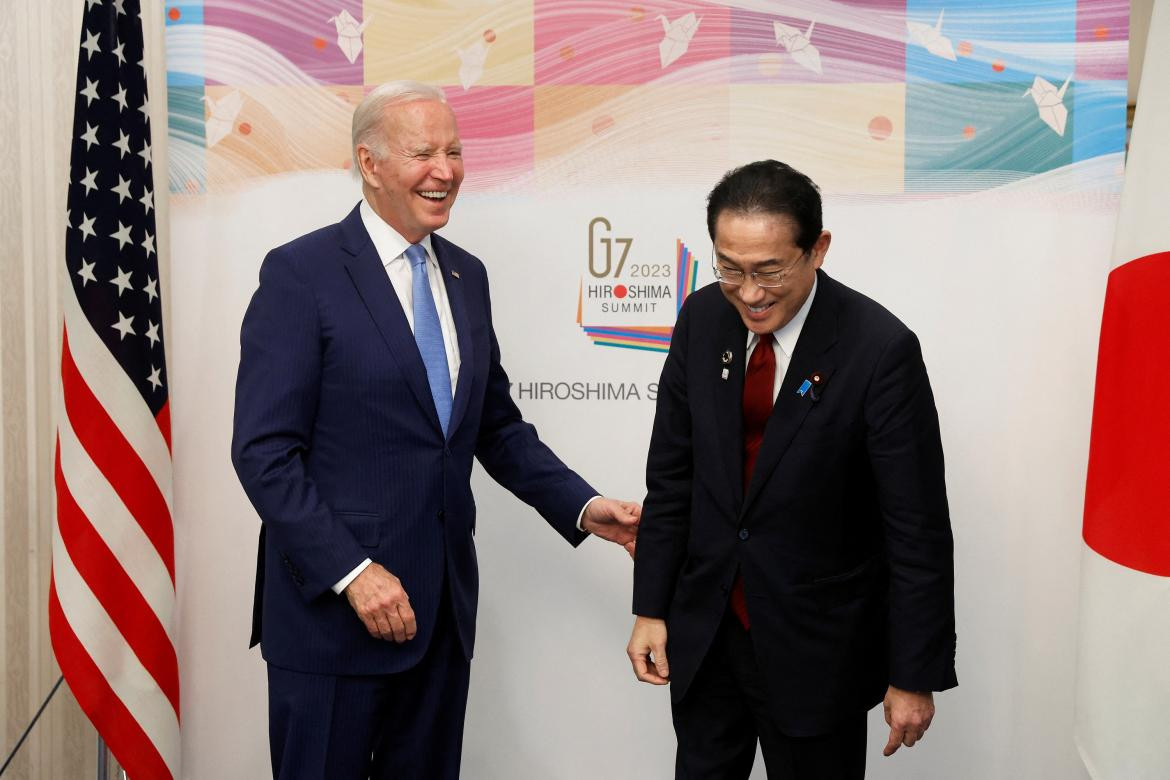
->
<box><xmin>97</xmin><ymin>736</ymin><xmax>107</xmax><ymax>780</ymax></box>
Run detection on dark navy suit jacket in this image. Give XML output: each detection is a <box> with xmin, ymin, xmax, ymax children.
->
<box><xmin>633</xmin><ymin>271</ymin><xmax>957</xmax><ymax>736</ymax></box>
<box><xmin>232</xmin><ymin>204</ymin><xmax>596</xmax><ymax>675</ymax></box>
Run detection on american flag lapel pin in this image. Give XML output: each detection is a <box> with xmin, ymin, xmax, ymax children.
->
<box><xmin>450</xmin><ymin>270</ymin><xmax>460</xmax><ymax>279</ymax></box>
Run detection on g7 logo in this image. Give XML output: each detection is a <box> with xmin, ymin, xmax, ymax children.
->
<box><xmin>588</xmin><ymin>217</ymin><xmax>632</xmax><ymax>278</ymax></box>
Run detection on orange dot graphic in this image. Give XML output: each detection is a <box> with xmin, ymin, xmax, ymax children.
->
<box><xmin>991</xmin><ymin>59</ymin><xmax>1005</xmax><ymax>73</ymax></box>
<box><xmin>168</xmin><ymin>7</ymin><xmax>181</xmax><ymax>21</ymax></box>
<box><xmin>1094</xmin><ymin>26</ymin><xmax>1109</xmax><ymax>39</ymax></box>
<box><xmin>868</xmin><ymin>115</ymin><xmax>892</xmax><ymax>141</ymax></box>
<box><xmin>630</xmin><ymin>7</ymin><xmax>645</xmax><ymax>22</ymax></box>
<box><xmin>560</xmin><ymin>45</ymin><xmax>575</xmax><ymax>61</ymax></box>
<box><xmin>238</xmin><ymin>122</ymin><xmax>252</xmax><ymax>135</ymax></box>
<box><xmin>592</xmin><ymin>115</ymin><xmax>614</xmax><ymax>135</ymax></box>
<box><xmin>483</xmin><ymin>29</ymin><xmax>496</xmax><ymax>43</ymax></box>
<box><xmin>962</xmin><ymin>125</ymin><xmax>976</xmax><ymax>140</ymax></box>
<box><xmin>957</xmin><ymin>40</ymin><xmax>972</xmax><ymax>57</ymax></box>
<box><xmin>313</xmin><ymin>37</ymin><xmax>327</xmax><ymax>50</ymax></box>
<box><xmin>342</xmin><ymin>159</ymin><xmax>352</xmax><ymax>170</ymax></box>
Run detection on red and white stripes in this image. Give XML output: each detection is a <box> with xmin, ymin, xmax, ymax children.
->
<box><xmin>50</xmin><ymin>287</ymin><xmax>179</xmax><ymax>779</ymax></box>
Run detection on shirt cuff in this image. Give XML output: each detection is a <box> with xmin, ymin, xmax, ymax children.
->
<box><xmin>577</xmin><ymin>495</ymin><xmax>602</xmax><ymax>532</ymax></box>
<box><xmin>332</xmin><ymin>558</ymin><xmax>373</xmax><ymax>594</ymax></box>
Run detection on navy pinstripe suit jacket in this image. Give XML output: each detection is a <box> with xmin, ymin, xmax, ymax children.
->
<box><xmin>232</xmin><ymin>204</ymin><xmax>596</xmax><ymax>675</ymax></box>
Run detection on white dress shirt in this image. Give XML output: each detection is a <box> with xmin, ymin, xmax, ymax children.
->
<box><xmin>744</xmin><ymin>275</ymin><xmax>818</xmax><ymax>398</ymax></box>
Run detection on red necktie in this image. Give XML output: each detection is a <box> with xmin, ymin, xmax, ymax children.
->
<box><xmin>730</xmin><ymin>333</ymin><xmax>775</xmax><ymax>630</ymax></box>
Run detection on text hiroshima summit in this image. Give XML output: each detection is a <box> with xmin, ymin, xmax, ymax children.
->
<box><xmin>509</xmin><ymin>381</ymin><xmax>659</xmax><ymax>401</ymax></box>
<box><xmin>586</xmin><ymin>283</ymin><xmax>673</xmax><ymax>313</ymax></box>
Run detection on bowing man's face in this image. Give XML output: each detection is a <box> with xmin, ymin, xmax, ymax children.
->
<box><xmin>713</xmin><ymin>210</ymin><xmax>830</xmax><ymax>336</ymax></box>
<box><xmin>359</xmin><ymin>99</ymin><xmax>464</xmax><ymax>244</ymax></box>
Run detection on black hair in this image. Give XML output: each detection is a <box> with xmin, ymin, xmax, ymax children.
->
<box><xmin>706</xmin><ymin>160</ymin><xmax>823</xmax><ymax>252</ymax></box>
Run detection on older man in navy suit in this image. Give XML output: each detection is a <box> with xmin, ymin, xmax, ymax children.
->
<box><xmin>627</xmin><ymin>161</ymin><xmax>956</xmax><ymax>779</ymax></box>
<box><xmin>232</xmin><ymin>81</ymin><xmax>639</xmax><ymax>779</ymax></box>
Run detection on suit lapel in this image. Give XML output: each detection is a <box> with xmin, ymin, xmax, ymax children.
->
<box><xmin>742</xmin><ymin>271</ymin><xmax>839</xmax><ymax>515</ymax></box>
<box><xmin>433</xmin><ymin>234</ymin><xmax>474</xmax><ymax>440</ymax></box>
<box><xmin>338</xmin><ymin>206</ymin><xmax>443</xmax><ymax>436</ymax></box>
<box><xmin>713</xmin><ymin>303</ymin><xmax>748</xmax><ymax>513</ymax></box>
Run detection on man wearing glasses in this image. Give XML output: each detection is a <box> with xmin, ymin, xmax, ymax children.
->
<box><xmin>627</xmin><ymin>160</ymin><xmax>957</xmax><ymax>779</ymax></box>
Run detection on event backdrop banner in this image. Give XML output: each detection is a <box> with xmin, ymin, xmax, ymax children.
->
<box><xmin>165</xmin><ymin>2</ymin><xmax>1125</xmax><ymax>778</ymax></box>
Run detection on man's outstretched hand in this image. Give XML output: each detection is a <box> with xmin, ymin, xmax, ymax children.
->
<box><xmin>582</xmin><ymin>497</ymin><xmax>641</xmax><ymax>556</ymax></box>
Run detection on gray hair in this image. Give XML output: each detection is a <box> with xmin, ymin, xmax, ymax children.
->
<box><xmin>351</xmin><ymin>81</ymin><xmax>447</xmax><ymax>171</ymax></box>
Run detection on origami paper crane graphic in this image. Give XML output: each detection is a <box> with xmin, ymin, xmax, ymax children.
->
<box><xmin>907</xmin><ymin>10</ymin><xmax>957</xmax><ymax>61</ymax></box>
<box><xmin>657</xmin><ymin>12</ymin><xmax>701</xmax><ymax>68</ymax></box>
<box><xmin>458</xmin><ymin>40</ymin><xmax>489</xmax><ymax>90</ymax></box>
<box><xmin>773</xmin><ymin>20</ymin><xmax>823</xmax><ymax>75</ymax></box>
<box><xmin>202</xmin><ymin>90</ymin><xmax>243</xmax><ymax>149</ymax></box>
<box><xmin>328</xmin><ymin>9</ymin><xmax>371</xmax><ymax>64</ymax></box>
<box><xmin>1023</xmin><ymin>74</ymin><xmax>1071</xmax><ymax>136</ymax></box>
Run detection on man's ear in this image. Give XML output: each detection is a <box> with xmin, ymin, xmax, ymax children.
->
<box><xmin>356</xmin><ymin>146</ymin><xmax>377</xmax><ymax>187</ymax></box>
<box><xmin>810</xmin><ymin>230</ymin><xmax>831</xmax><ymax>269</ymax></box>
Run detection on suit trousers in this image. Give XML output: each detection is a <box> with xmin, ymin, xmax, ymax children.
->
<box><xmin>266</xmin><ymin>588</ymin><xmax>470</xmax><ymax>780</ymax></box>
<box><xmin>672</xmin><ymin>609</ymin><xmax>867</xmax><ymax>780</ymax></box>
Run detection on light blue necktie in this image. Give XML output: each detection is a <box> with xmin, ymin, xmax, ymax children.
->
<box><xmin>405</xmin><ymin>243</ymin><xmax>452</xmax><ymax>436</ymax></box>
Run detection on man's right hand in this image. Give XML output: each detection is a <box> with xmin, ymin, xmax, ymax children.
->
<box><xmin>344</xmin><ymin>562</ymin><xmax>416</xmax><ymax>643</ymax></box>
<box><xmin>627</xmin><ymin>616</ymin><xmax>669</xmax><ymax>685</ymax></box>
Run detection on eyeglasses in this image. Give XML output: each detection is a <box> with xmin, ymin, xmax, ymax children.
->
<box><xmin>711</xmin><ymin>250</ymin><xmax>807</xmax><ymax>289</ymax></box>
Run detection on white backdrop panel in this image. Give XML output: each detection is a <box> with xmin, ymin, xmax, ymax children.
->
<box><xmin>172</xmin><ymin>162</ymin><xmax>1112</xmax><ymax>778</ymax></box>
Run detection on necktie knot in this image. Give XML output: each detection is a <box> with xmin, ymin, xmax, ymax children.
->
<box><xmin>405</xmin><ymin>243</ymin><xmax>428</xmax><ymax>268</ymax></box>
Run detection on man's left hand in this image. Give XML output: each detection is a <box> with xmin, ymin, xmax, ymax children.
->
<box><xmin>882</xmin><ymin>685</ymin><xmax>934</xmax><ymax>756</ymax></box>
<box><xmin>582</xmin><ymin>497</ymin><xmax>641</xmax><ymax>555</ymax></box>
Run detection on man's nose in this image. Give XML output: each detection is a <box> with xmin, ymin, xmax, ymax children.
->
<box><xmin>431</xmin><ymin>155</ymin><xmax>454</xmax><ymax>182</ymax></box>
<box><xmin>737</xmin><ymin>277</ymin><xmax>765</xmax><ymax>304</ymax></box>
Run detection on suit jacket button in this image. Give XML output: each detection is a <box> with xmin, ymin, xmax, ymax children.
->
<box><xmin>738</xmin><ymin>528</ymin><xmax>749</xmax><ymax>541</ymax></box>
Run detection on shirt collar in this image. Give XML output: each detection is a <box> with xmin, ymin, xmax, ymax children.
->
<box><xmin>359</xmin><ymin>198</ymin><xmax>435</xmax><ymax>267</ymax></box>
<box><xmin>746</xmin><ymin>274</ymin><xmax>818</xmax><ymax>359</ymax></box>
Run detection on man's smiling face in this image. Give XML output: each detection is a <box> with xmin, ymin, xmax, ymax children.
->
<box><xmin>713</xmin><ymin>210</ymin><xmax>828</xmax><ymax>335</ymax></box>
<box><xmin>359</xmin><ymin>99</ymin><xmax>464</xmax><ymax>243</ymax></box>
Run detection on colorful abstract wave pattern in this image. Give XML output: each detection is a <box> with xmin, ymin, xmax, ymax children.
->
<box><xmin>165</xmin><ymin>1</ymin><xmax>1128</xmax><ymax>197</ymax></box>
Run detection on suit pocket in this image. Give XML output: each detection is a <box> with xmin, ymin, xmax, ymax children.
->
<box><xmin>811</xmin><ymin>554</ymin><xmax>881</xmax><ymax>585</ymax></box>
<box><xmin>799</xmin><ymin>555</ymin><xmax>884</xmax><ymax>610</ymax></box>
<box><xmin>336</xmin><ymin>511</ymin><xmax>382</xmax><ymax>548</ymax></box>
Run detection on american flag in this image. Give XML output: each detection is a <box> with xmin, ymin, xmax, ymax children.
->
<box><xmin>51</xmin><ymin>1</ymin><xmax>179</xmax><ymax>778</ymax></box>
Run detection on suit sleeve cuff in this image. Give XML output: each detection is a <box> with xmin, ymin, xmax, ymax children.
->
<box><xmin>332</xmin><ymin>558</ymin><xmax>372</xmax><ymax>594</ymax></box>
<box><xmin>576</xmin><ymin>495</ymin><xmax>602</xmax><ymax>532</ymax></box>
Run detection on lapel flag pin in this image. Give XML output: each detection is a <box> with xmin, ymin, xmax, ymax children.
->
<box><xmin>798</xmin><ymin>370</ymin><xmax>825</xmax><ymax>400</ymax></box>
<box><xmin>721</xmin><ymin>368</ymin><xmax>729</xmax><ymax>380</ymax></box>
<box><xmin>451</xmin><ymin>270</ymin><xmax>461</xmax><ymax>278</ymax></box>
